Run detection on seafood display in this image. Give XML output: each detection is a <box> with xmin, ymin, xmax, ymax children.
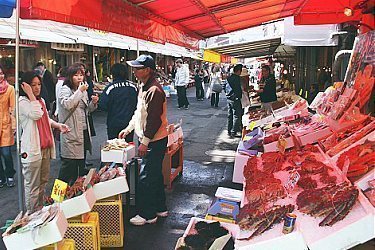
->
<box><xmin>237</xmin><ymin>205</ymin><xmax>295</xmax><ymax>239</ymax></box>
<box><xmin>97</xmin><ymin>163</ymin><xmax>125</xmax><ymax>182</ymax></box>
<box><xmin>102</xmin><ymin>138</ymin><xmax>130</xmax><ymax>151</ymax></box>
<box><xmin>296</xmin><ymin>183</ymin><xmax>359</xmax><ymax>226</ymax></box>
<box><xmin>336</xmin><ymin>140</ymin><xmax>375</xmax><ymax>178</ymax></box>
<box><xmin>322</xmin><ymin>119</ymin><xmax>375</xmax><ymax>156</ymax></box>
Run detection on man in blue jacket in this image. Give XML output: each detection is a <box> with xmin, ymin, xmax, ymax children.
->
<box><xmin>99</xmin><ymin>63</ymin><xmax>137</xmax><ymax>142</ymax></box>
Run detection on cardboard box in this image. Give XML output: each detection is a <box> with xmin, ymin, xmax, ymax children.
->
<box><xmin>60</xmin><ymin>188</ymin><xmax>96</xmax><ymax>219</ymax></box>
<box><xmin>93</xmin><ymin>175</ymin><xmax>129</xmax><ymax>200</ymax></box>
<box><xmin>3</xmin><ymin>210</ymin><xmax>68</xmax><ymax>250</ymax></box>
<box><xmin>101</xmin><ymin>145</ymin><xmax>135</xmax><ymax>164</ymax></box>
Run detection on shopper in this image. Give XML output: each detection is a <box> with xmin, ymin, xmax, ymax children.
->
<box><xmin>99</xmin><ymin>63</ymin><xmax>137</xmax><ymax>141</ymax></box>
<box><xmin>54</xmin><ymin>67</ymin><xmax>68</xmax><ymax>118</ymax></box>
<box><xmin>0</xmin><ymin>65</ymin><xmax>16</xmax><ymax>188</ymax></box>
<box><xmin>209</xmin><ymin>65</ymin><xmax>222</xmax><ymax>107</ymax></box>
<box><xmin>174</xmin><ymin>58</ymin><xmax>190</xmax><ymax>109</ymax></box>
<box><xmin>19</xmin><ymin>71</ymin><xmax>69</xmax><ymax>212</ymax></box>
<box><xmin>119</xmin><ymin>54</ymin><xmax>169</xmax><ymax>226</ymax></box>
<box><xmin>257</xmin><ymin>65</ymin><xmax>277</xmax><ymax>114</ymax></box>
<box><xmin>194</xmin><ymin>69</ymin><xmax>204</xmax><ymax>101</ymax></box>
<box><xmin>35</xmin><ymin>62</ymin><xmax>56</xmax><ymax>111</ymax></box>
<box><xmin>57</xmin><ymin>64</ymin><xmax>98</xmax><ymax>185</ymax></box>
<box><xmin>226</xmin><ymin>64</ymin><xmax>243</xmax><ymax>137</ymax></box>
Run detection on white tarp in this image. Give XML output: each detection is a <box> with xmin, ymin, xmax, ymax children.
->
<box><xmin>283</xmin><ymin>16</ymin><xmax>339</xmax><ymax>46</ymax></box>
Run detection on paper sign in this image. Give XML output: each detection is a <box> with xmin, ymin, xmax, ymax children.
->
<box><xmin>305</xmin><ymin>91</ymin><xmax>308</xmax><ymax>99</ymax></box>
<box><xmin>83</xmin><ymin>168</ymin><xmax>96</xmax><ymax>188</ymax></box>
<box><xmin>299</xmin><ymin>89</ymin><xmax>303</xmax><ymax>96</ymax></box>
<box><xmin>208</xmin><ymin>234</ymin><xmax>232</xmax><ymax>250</ymax></box>
<box><xmin>284</xmin><ymin>171</ymin><xmax>300</xmax><ymax>191</ymax></box>
<box><xmin>247</xmin><ymin>121</ymin><xmax>256</xmax><ymax>131</ymax></box>
<box><xmin>277</xmin><ymin>136</ymin><xmax>287</xmax><ymax>154</ymax></box>
<box><xmin>51</xmin><ymin>179</ymin><xmax>68</xmax><ymax>202</ymax></box>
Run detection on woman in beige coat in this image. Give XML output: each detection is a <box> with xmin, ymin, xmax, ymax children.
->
<box><xmin>57</xmin><ymin>65</ymin><xmax>98</xmax><ymax>185</ymax></box>
<box><xmin>0</xmin><ymin>65</ymin><xmax>16</xmax><ymax>188</ymax></box>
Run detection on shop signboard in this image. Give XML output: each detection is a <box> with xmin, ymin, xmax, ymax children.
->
<box><xmin>0</xmin><ymin>38</ymin><xmax>39</xmax><ymax>48</ymax></box>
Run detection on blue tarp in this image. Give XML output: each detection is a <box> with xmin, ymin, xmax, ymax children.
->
<box><xmin>0</xmin><ymin>0</ymin><xmax>15</xmax><ymax>18</ymax></box>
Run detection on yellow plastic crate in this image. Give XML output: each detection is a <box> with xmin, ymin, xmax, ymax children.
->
<box><xmin>64</xmin><ymin>212</ymin><xmax>100</xmax><ymax>250</ymax></box>
<box><xmin>92</xmin><ymin>195</ymin><xmax>124</xmax><ymax>248</ymax></box>
<box><xmin>40</xmin><ymin>239</ymin><xmax>75</xmax><ymax>250</ymax></box>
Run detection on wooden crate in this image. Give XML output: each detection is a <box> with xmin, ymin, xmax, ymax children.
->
<box><xmin>162</xmin><ymin>141</ymin><xmax>184</xmax><ymax>188</ymax></box>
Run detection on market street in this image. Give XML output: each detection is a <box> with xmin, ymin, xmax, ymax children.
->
<box><xmin>0</xmin><ymin>87</ymin><xmax>243</xmax><ymax>250</ymax></box>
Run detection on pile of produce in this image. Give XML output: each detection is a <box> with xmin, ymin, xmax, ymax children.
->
<box><xmin>296</xmin><ymin>182</ymin><xmax>359</xmax><ymax>226</ymax></box>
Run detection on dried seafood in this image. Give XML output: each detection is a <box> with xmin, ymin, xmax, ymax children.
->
<box><xmin>296</xmin><ymin>183</ymin><xmax>359</xmax><ymax>226</ymax></box>
<box><xmin>297</xmin><ymin>176</ymin><xmax>317</xmax><ymax>190</ymax></box>
<box><xmin>238</xmin><ymin>205</ymin><xmax>295</xmax><ymax>239</ymax></box>
<box><xmin>261</xmin><ymin>152</ymin><xmax>285</xmax><ymax>173</ymax></box>
<box><xmin>102</xmin><ymin>139</ymin><xmax>129</xmax><ymax>151</ymax></box>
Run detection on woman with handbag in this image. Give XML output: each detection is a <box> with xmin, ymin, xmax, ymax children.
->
<box><xmin>57</xmin><ymin>64</ymin><xmax>98</xmax><ymax>185</ymax></box>
<box><xmin>209</xmin><ymin>65</ymin><xmax>222</xmax><ymax>108</ymax></box>
<box><xmin>19</xmin><ymin>71</ymin><xmax>69</xmax><ymax>212</ymax></box>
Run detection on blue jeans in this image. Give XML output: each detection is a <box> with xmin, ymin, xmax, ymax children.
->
<box><xmin>137</xmin><ymin>137</ymin><xmax>168</xmax><ymax>219</ymax></box>
<box><xmin>0</xmin><ymin>146</ymin><xmax>16</xmax><ymax>181</ymax></box>
<box><xmin>227</xmin><ymin>100</ymin><xmax>243</xmax><ymax>134</ymax></box>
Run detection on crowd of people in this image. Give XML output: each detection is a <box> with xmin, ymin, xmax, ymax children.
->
<box><xmin>0</xmin><ymin>55</ymin><xmax>283</xmax><ymax>222</ymax></box>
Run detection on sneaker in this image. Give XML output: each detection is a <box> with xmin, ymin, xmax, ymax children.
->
<box><xmin>129</xmin><ymin>215</ymin><xmax>157</xmax><ymax>226</ymax></box>
<box><xmin>184</xmin><ymin>106</ymin><xmax>189</xmax><ymax>110</ymax></box>
<box><xmin>6</xmin><ymin>178</ymin><xmax>15</xmax><ymax>187</ymax></box>
<box><xmin>0</xmin><ymin>179</ymin><xmax>5</xmax><ymax>188</ymax></box>
<box><xmin>177</xmin><ymin>107</ymin><xmax>182</xmax><ymax>110</ymax></box>
<box><xmin>156</xmin><ymin>211</ymin><xmax>169</xmax><ymax>217</ymax></box>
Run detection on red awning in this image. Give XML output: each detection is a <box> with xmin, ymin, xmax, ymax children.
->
<box><xmin>20</xmin><ymin>0</ymin><xmax>365</xmax><ymax>49</ymax></box>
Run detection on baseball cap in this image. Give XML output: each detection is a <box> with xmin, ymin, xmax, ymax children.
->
<box><xmin>126</xmin><ymin>54</ymin><xmax>156</xmax><ymax>70</ymax></box>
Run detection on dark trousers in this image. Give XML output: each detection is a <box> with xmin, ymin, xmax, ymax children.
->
<box><xmin>59</xmin><ymin>158</ymin><xmax>86</xmax><ymax>186</ymax></box>
<box><xmin>137</xmin><ymin>137</ymin><xmax>168</xmax><ymax>219</ymax></box>
<box><xmin>227</xmin><ymin>100</ymin><xmax>243</xmax><ymax>134</ymax></box>
<box><xmin>0</xmin><ymin>146</ymin><xmax>16</xmax><ymax>181</ymax></box>
<box><xmin>176</xmin><ymin>86</ymin><xmax>189</xmax><ymax>108</ymax></box>
<box><xmin>211</xmin><ymin>92</ymin><xmax>219</xmax><ymax>107</ymax></box>
<box><xmin>107</xmin><ymin>127</ymin><xmax>134</xmax><ymax>142</ymax></box>
<box><xmin>60</xmin><ymin>130</ymin><xmax>89</xmax><ymax>185</ymax></box>
<box><xmin>196</xmin><ymin>84</ymin><xmax>204</xmax><ymax>100</ymax></box>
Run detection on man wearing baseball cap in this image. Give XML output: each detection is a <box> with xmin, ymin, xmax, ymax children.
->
<box><xmin>119</xmin><ymin>54</ymin><xmax>169</xmax><ymax>225</ymax></box>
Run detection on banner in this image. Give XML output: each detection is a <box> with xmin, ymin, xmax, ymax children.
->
<box><xmin>20</xmin><ymin>0</ymin><xmax>199</xmax><ymax>49</ymax></box>
<box><xmin>203</xmin><ymin>50</ymin><xmax>221</xmax><ymax>63</ymax></box>
<box><xmin>0</xmin><ymin>0</ymin><xmax>15</xmax><ymax>18</ymax></box>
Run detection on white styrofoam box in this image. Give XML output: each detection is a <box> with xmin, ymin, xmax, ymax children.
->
<box><xmin>233</xmin><ymin>152</ymin><xmax>250</xmax><ymax>184</ymax></box>
<box><xmin>299</xmin><ymin>191</ymin><xmax>375</xmax><ymax>250</ymax></box>
<box><xmin>298</xmin><ymin>126</ymin><xmax>332</xmax><ymax>146</ymax></box>
<box><xmin>263</xmin><ymin>136</ymin><xmax>294</xmax><ymax>153</ymax></box>
<box><xmin>354</xmin><ymin>169</ymin><xmax>375</xmax><ymax>191</ymax></box>
<box><xmin>93</xmin><ymin>175</ymin><xmax>129</xmax><ymax>200</ymax></box>
<box><xmin>235</xmin><ymin>223</ymin><xmax>307</xmax><ymax>250</ymax></box>
<box><xmin>101</xmin><ymin>144</ymin><xmax>136</xmax><ymax>164</ymax></box>
<box><xmin>167</xmin><ymin>127</ymin><xmax>183</xmax><ymax>147</ymax></box>
<box><xmin>3</xmin><ymin>210</ymin><xmax>68</xmax><ymax>250</ymax></box>
<box><xmin>60</xmin><ymin>188</ymin><xmax>96</xmax><ymax>219</ymax></box>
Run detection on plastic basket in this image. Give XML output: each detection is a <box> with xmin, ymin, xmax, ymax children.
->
<box><xmin>40</xmin><ymin>239</ymin><xmax>76</xmax><ymax>250</ymax></box>
<box><xmin>92</xmin><ymin>195</ymin><xmax>124</xmax><ymax>247</ymax></box>
<box><xmin>64</xmin><ymin>212</ymin><xmax>100</xmax><ymax>250</ymax></box>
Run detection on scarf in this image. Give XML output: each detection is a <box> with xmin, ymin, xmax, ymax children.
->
<box><xmin>0</xmin><ymin>79</ymin><xmax>9</xmax><ymax>94</ymax></box>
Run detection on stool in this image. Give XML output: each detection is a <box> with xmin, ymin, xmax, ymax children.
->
<box><xmin>162</xmin><ymin>141</ymin><xmax>184</xmax><ymax>188</ymax></box>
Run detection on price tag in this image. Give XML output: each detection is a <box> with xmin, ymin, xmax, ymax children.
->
<box><xmin>247</xmin><ymin>121</ymin><xmax>256</xmax><ymax>131</ymax></box>
<box><xmin>299</xmin><ymin>89</ymin><xmax>303</xmax><ymax>96</ymax></box>
<box><xmin>277</xmin><ymin>136</ymin><xmax>287</xmax><ymax>154</ymax></box>
<box><xmin>51</xmin><ymin>179</ymin><xmax>68</xmax><ymax>202</ymax></box>
<box><xmin>284</xmin><ymin>171</ymin><xmax>300</xmax><ymax>191</ymax></box>
<box><xmin>305</xmin><ymin>91</ymin><xmax>308</xmax><ymax>99</ymax></box>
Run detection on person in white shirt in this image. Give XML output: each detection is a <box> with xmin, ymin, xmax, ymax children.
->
<box><xmin>54</xmin><ymin>67</ymin><xmax>68</xmax><ymax>118</ymax></box>
<box><xmin>174</xmin><ymin>59</ymin><xmax>190</xmax><ymax>110</ymax></box>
